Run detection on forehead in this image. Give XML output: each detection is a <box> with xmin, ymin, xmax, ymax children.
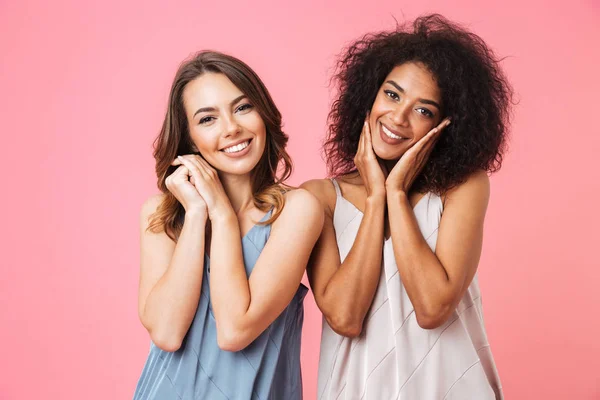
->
<box><xmin>384</xmin><ymin>62</ymin><xmax>441</xmax><ymax>100</ymax></box>
<box><xmin>183</xmin><ymin>72</ymin><xmax>243</xmax><ymax>109</ymax></box>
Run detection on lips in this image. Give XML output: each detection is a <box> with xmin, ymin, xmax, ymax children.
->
<box><xmin>379</xmin><ymin>122</ymin><xmax>409</xmax><ymax>145</ymax></box>
<box><xmin>220</xmin><ymin>138</ymin><xmax>252</xmax><ymax>153</ymax></box>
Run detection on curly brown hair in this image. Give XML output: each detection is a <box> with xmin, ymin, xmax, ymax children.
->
<box><xmin>324</xmin><ymin>14</ymin><xmax>514</xmax><ymax>194</ymax></box>
<box><xmin>149</xmin><ymin>51</ymin><xmax>292</xmax><ymax>241</ymax></box>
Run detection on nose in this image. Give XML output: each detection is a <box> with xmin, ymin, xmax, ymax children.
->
<box><xmin>390</xmin><ymin>104</ymin><xmax>410</xmax><ymax>127</ymax></box>
<box><xmin>222</xmin><ymin>114</ymin><xmax>242</xmax><ymax>138</ymax></box>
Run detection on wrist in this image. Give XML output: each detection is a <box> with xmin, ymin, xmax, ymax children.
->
<box><xmin>209</xmin><ymin>206</ymin><xmax>236</xmax><ymax>224</ymax></box>
<box><xmin>365</xmin><ymin>192</ymin><xmax>386</xmax><ymax>209</ymax></box>
<box><xmin>185</xmin><ymin>207</ymin><xmax>208</xmax><ymax>223</ymax></box>
<box><xmin>386</xmin><ymin>189</ymin><xmax>409</xmax><ymax>203</ymax></box>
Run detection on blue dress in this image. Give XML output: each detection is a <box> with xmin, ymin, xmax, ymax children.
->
<box><xmin>134</xmin><ymin>211</ymin><xmax>308</xmax><ymax>399</ymax></box>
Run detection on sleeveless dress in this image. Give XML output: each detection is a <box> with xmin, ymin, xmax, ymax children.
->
<box><xmin>134</xmin><ymin>211</ymin><xmax>308</xmax><ymax>400</ymax></box>
<box><xmin>317</xmin><ymin>179</ymin><xmax>503</xmax><ymax>400</ymax></box>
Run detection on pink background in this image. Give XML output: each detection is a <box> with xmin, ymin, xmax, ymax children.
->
<box><xmin>1</xmin><ymin>0</ymin><xmax>599</xmax><ymax>398</ymax></box>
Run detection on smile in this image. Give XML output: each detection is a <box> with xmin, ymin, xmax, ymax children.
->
<box><xmin>381</xmin><ymin>124</ymin><xmax>406</xmax><ymax>140</ymax></box>
<box><xmin>222</xmin><ymin>140</ymin><xmax>251</xmax><ymax>153</ymax></box>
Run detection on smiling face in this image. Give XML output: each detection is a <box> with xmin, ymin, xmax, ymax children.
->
<box><xmin>369</xmin><ymin>62</ymin><xmax>443</xmax><ymax>160</ymax></box>
<box><xmin>182</xmin><ymin>72</ymin><xmax>267</xmax><ymax>175</ymax></box>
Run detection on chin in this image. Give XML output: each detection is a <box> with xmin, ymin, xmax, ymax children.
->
<box><xmin>214</xmin><ymin>162</ymin><xmax>257</xmax><ymax>176</ymax></box>
<box><xmin>215</xmin><ymin>155</ymin><xmax>262</xmax><ymax>176</ymax></box>
<box><xmin>372</xmin><ymin>142</ymin><xmax>405</xmax><ymax>161</ymax></box>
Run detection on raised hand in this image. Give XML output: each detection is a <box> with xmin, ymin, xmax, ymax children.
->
<box><xmin>385</xmin><ymin>118</ymin><xmax>451</xmax><ymax>194</ymax></box>
<box><xmin>354</xmin><ymin>117</ymin><xmax>387</xmax><ymax>199</ymax></box>
<box><xmin>171</xmin><ymin>155</ymin><xmax>232</xmax><ymax>221</ymax></box>
<box><xmin>165</xmin><ymin>161</ymin><xmax>207</xmax><ymax>216</ymax></box>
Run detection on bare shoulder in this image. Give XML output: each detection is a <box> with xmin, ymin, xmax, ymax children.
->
<box><xmin>140</xmin><ymin>193</ymin><xmax>166</xmax><ymax>226</ymax></box>
<box><xmin>268</xmin><ymin>188</ymin><xmax>324</xmax><ymax>238</ymax></box>
<box><xmin>444</xmin><ymin>170</ymin><xmax>490</xmax><ymax>211</ymax></box>
<box><xmin>281</xmin><ymin>188</ymin><xmax>323</xmax><ymax>220</ymax></box>
<box><xmin>300</xmin><ymin>179</ymin><xmax>337</xmax><ymax>215</ymax></box>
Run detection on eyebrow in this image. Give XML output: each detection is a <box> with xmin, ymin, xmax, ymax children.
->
<box><xmin>193</xmin><ymin>94</ymin><xmax>247</xmax><ymax>118</ymax></box>
<box><xmin>385</xmin><ymin>80</ymin><xmax>441</xmax><ymax>109</ymax></box>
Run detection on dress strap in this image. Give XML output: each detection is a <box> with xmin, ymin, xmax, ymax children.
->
<box><xmin>330</xmin><ymin>178</ymin><xmax>342</xmax><ymax>197</ymax></box>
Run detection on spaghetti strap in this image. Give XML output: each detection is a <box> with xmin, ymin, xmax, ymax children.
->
<box><xmin>330</xmin><ymin>178</ymin><xmax>342</xmax><ymax>197</ymax></box>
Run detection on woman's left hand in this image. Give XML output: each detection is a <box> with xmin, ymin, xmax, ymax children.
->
<box><xmin>171</xmin><ymin>154</ymin><xmax>232</xmax><ymax>220</ymax></box>
<box><xmin>385</xmin><ymin>118</ymin><xmax>451</xmax><ymax>194</ymax></box>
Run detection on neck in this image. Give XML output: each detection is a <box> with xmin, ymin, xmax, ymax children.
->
<box><xmin>218</xmin><ymin>172</ymin><xmax>255</xmax><ymax>216</ymax></box>
<box><xmin>383</xmin><ymin>158</ymin><xmax>397</xmax><ymax>173</ymax></box>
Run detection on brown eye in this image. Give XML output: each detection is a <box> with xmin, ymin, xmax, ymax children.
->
<box><xmin>416</xmin><ymin>108</ymin><xmax>434</xmax><ymax>118</ymax></box>
<box><xmin>236</xmin><ymin>103</ymin><xmax>253</xmax><ymax>113</ymax></box>
<box><xmin>199</xmin><ymin>116</ymin><xmax>215</xmax><ymax>124</ymax></box>
<box><xmin>384</xmin><ymin>90</ymin><xmax>400</xmax><ymax>101</ymax></box>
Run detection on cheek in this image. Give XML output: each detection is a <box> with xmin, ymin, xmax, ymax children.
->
<box><xmin>188</xmin><ymin>128</ymin><xmax>216</xmax><ymax>154</ymax></box>
<box><xmin>249</xmin><ymin>114</ymin><xmax>267</xmax><ymax>137</ymax></box>
<box><xmin>369</xmin><ymin>95</ymin><xmax>386</xmax><ymax>118</ymax></box>
<box><xmin>412</xmin><ymin>118</ymin><xmax>437</xmax><ymax>139</ymax></box>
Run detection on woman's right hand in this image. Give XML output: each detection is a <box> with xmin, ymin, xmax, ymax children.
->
<box><xmin>354</xmin><ymin>117</ymin><xmax>387</xmax><ymax>199</ymax></box>
<box><xmin>165</xmin><ymin>163</ymin><xmax>207</xmax><ymax>216</ymax></box>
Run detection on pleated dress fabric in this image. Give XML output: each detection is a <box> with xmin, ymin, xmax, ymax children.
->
<box><xmin>317</xmin><ymin>180</ymin><xmax>503</xmax><ymax>400</ymax></box>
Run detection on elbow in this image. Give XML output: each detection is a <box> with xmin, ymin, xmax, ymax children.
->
<box><xmin>325</xmin><ymin>315</ymin><xmax>363</xmax><ymax>338</ymax></box>
<box><xmin>150</xmin><ymin>331</ymin><xmax>183</xmax><ymax>352</ymax></box>
<box><xmin>414</xmin><ymin>304</ymin><xmax>452</xmax><ymax>330</ymax></box>
<box><xmin>217</xmin><ymin>328</ymin><xmax>250</xmax><ymax>352</ymax></box>
<box><xmin>140</xmin><ymin>314</ymin><xmax>183</xmax><ymax>352</ymax></box>
<box><xmin>146</xmin><ymin>322</ymin><xmax>184</xmax><ymax>352</ymax></box>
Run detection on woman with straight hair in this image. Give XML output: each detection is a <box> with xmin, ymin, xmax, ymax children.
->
<box><xmin>303</xmin><ymin>14</ymin><xmax>512</xmax><ymax>399</ymax></box>
<box><xmin>134</xmin><ymin>50</ymin><xmax>323</xmax><ymax>400</ymax></box>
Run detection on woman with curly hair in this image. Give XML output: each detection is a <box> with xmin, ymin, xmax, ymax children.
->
<box><xmin>302</xmin><ymin>14</ymin><xmax>512</xmax><ymax>399</ymax></box>
<box><xmin>133</xmin><ymin>51</ymin><xmax>323</xmax><ymax>399</ymax></box>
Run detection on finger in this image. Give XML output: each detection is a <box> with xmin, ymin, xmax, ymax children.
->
<box><xmin>364</xmin><ymin>120</ymin><xmax>374</xmax><ymax>152</ymax></box>
<box><xmin>194</xmin><ymin>155</ymin><xmax>218</xmax><ymax>179</ymax></box>
<box><xmin>419</xmin><ymin>124</ymin><xmax>443</xmax><ymax>148</ymax></box>
<box><xmin>177</xmin><ymin>156</ymin><xmax>204</xmax><ymax>183</ymax></box>
<box><xmin>171</xmin><ymin>157</ymin><xmax>182</xmax><ymax>166</ymax></box>
<box><xmin>167</xmin><ymin>166</ymin><xmax>190</xmax><ymax>189</ymax></box>
<box><xmin>354</xmin><ymin>124</ymin><xmax>366</xmax><ymax>168</ymax></box>
<box><xmin>418</xmin><ymin>123</ymin><xmax>447</xmax><ymax>164</ymax></box>
<box><xmin>359</xmin><ymin>122</ymin><xmax>367</xmax><ymax>150</ymax></box>
<box><xmin>182</xmin><ymin>154</ymin><xmax>205</xmax><ymax>174</ymax></box>
<box><xmin>416</xmin><ymin>131</ymin><xmax>440</xmax><ymax>163</ymax></box>
<box><xmin>173</xmin><ymin>165</ymin><xmax>190</xmax><ymax>178</ymax></box>
<box><xmin>436</xmin><ymin>117</ymin><xmax>451</xmax><ymax>131</ymax></box>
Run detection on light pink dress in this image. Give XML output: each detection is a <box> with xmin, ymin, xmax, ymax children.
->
<box><xmin>317</xmin><ymin>179</ymin><xmax>503</xmax><ymax>400</ymax></box>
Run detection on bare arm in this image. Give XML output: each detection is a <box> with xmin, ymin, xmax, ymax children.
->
<box><xmin>138</xmin><ymin>194</ymin><xmax>207</xmax><ymax>352</ymax></box>
<box><xmin>302</xmin><ymin>179</ymin><xmax>385</xmax><ymax>338</ymax></box>
<box><xmin>387</xmin><ymin>170</ymin><xmax>490</xmax><ymax>329</ymax></box>
<box><xmin>208</xmin><ymin>189</ymin><xmax>324</xmax><ymax>351</ymax></box>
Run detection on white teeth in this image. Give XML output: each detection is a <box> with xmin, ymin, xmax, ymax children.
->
<box><xmin>382</xmin><ymin>124</ymin><xmax>404</xmax><ymax>140</ymax></box>
<box><xmin>223</xmin><ymin>140</ymin><xmax>250</xmax><ymax>153</ymax></box>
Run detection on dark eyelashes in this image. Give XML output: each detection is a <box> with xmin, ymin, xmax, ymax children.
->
<box><xmin>384</xmin><ymin>90</ymin><xmax>399</xmax><ymax>100</ymax></box>
<box><xmin>418</xmin><ymin>108</ymin><xmax>434</xmax><ymax>118</ymax></box>
<box><xmin>384</xmin><ymin>90</ymin><xmax>434</xmax><ymax>118</ymax></box>
<box><xmin>236</xmin><ymin>103</ymin><xmax>253</xmax><ymax>112</ymax></box>
<box><xmin>197</xmin><ymin>103</ymin><xmax>253</xmax><ymax>125</ymax></box>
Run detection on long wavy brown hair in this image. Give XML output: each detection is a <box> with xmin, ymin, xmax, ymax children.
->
<box><xmin>148</xmin><ymin>51</ymin><xmax>293</xmax><ymax>241</ymax></box>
